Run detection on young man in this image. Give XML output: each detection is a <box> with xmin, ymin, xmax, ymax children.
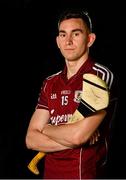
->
<box><xmin>26</xmin><ymin>9</ymin><xmax>118</xmax><ymax>179</ymax></box>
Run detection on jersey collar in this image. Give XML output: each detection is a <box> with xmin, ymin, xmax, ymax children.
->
<box><xmin>61</xmin><ymin>56</ymin><xmax>95</xmax><ymax>82</ymax></box>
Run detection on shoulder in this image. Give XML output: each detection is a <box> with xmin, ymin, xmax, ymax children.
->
<box><xmin>46</xmin><ymin>70</ymin><xmax>62</xmax><ymax>81</ymax></box>
<box><xmin>92</xmin><ymin>62</ymin><xmax>114</xmax><ymax>89</ymax></box>
<box><xmin>42</xmin><ymin>70</ymin><xmax>62</xmax><ymax>90</ymax></box>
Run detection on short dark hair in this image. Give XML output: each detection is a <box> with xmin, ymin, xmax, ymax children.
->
<box><xmin>58</xmin><ymin>8</ymin><xmax>93</xmax><ymax>32</ymax></box>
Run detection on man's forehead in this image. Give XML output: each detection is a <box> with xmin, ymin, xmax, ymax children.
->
<box><xmin>59</xmin><ymin>18</ymin><xmax>86</xmax><ymax>31</ymax></box>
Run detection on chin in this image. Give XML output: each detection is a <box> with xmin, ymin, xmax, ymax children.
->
<box><xmin>66</xmin><ymin>56</ymin><xmax>80</xmax><ymax>62</ymax></box>
<box><xmin>65</xmin><ymin>55</ymin><xmax>77</xmax><ymax>61</ymax></box>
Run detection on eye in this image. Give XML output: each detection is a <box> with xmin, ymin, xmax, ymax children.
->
<box><xmin>59</xmin><ymin>33</ymin><xmax>66</xmax><ymax>38</ymax></box>
<box><xmin>73</xmin><ymin>32</ymin><xmax>80</xmax><ymax>36</ymax></box>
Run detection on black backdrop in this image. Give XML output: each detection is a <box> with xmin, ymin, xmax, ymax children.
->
<box><xmin>0</xmin><ymin>0</ymin><xmax>125</xmax><ymax>178</ymax></box>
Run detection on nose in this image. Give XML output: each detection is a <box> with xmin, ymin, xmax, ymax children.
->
<box><xmin>66</xmin><ymin>35</ymin><xmax>73</xmax><ymax>45</ymax></box>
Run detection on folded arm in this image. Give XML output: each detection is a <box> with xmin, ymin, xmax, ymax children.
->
<box><xmin>43</xmin><ymin>110</ymin><xmax>106</xmax><ymax>147</ymax></box>
<box><xmin>25</xmin><ymin>109</ymin><xmax>72</xmax><ymax>153</ymax></box>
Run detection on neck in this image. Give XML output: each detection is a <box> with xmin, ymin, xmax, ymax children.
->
<box><xmin>66</xmin><ymin>54</ymin><xmax>88</xmax><ymax>79</ymax></box>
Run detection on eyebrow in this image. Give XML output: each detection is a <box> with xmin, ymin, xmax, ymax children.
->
<box><xmin>59</xmin><ymin>29</ymin><xmax>83</xmax><ymax>33</ymax></box>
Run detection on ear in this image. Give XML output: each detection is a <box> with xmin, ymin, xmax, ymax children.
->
<box><xmin>56</xmin><ymin>36</ymin><xmax>60</xmax><ymax>49</ymax></box>
<box><xmin>87</xmin><ymin>33</ymin><xmax>96</xmax><ymax>47</ymax></box>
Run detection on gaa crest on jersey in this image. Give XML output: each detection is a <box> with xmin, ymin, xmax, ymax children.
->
<box><xmin>51</xmin><ymin>93</ymin><xmax>57</xmax><ymax>99</ymax></box>
<box><xmin>74</xmin><ymin>90</ymin><xmax>82</xmax><ymax>103</ymax></box>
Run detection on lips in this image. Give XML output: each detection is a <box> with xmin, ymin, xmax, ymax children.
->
<box><xmin>64</xmin><ymin>49</ymin><xmax>75</xmax><ymax>50</ymax></box>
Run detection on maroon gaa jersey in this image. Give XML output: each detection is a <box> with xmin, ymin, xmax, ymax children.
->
<box><xmin>36</xmin><ymin>57</ymin><xmax>118</xmax><ymax>179</ymax></box>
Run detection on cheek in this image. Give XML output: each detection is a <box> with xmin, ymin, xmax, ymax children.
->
<box><xmin>78</xmin><ymin>36</ymin><xmax>88</xmax><ymax>44</ymax></box>
<box><xmin>77</xmin><ymin>39</ymin><xmax>87</xmax><ymax>50</ymax></box>
<box><xmin>57</xmin><ymin>37</ymin><xmax>64</xmax><ymax>49</ymax></box>
<box><xmin>58</xmin><ymin>40</ymin><xmax>65</xmax><ymax>48</ymax></box>
<box><xmin>58</xmin><ymin>44</ymin><xmax>64</xmax><ymax>52</ymax></box>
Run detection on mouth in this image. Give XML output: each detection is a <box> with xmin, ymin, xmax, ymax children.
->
<box><xmin>64</xmin><ymin>48</ymin><xmax>75</xmax><ymax>51</ymax></box>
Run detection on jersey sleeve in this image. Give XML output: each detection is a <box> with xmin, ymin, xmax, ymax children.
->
<box><xmin>104</xmin><ymin>70</ymin><xmax>119</xmax><ymax>114</ymax></box>
<box><xmin>92</xmin><ymin>62</ymin><xmax>118</xmax><ymax>104</ymax></box>
<box><xmin>36</xmin><ymin>79</ymin><xmax>49</xmax><ymax>110</ymax></box>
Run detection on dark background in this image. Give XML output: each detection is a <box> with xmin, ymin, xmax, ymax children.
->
<box><xmin>0</xmin><ymin>0</ymin><xmax>125</xmax><ymax>178</ymax></box>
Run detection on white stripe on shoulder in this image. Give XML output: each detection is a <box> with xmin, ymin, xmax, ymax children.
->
<box><xmin>93</xmin><ymin>62</ymin><xmax>114</xmax><ymax>89</ymax></box>
<box><xmin>43</xmin><ymin>81</ymin><xmax>48</xmax><ymax>93</ymax></box>
<box><xmin>37</xmin><ymin>104</ymin><xmax>49</xmax><ymax>109</ymax></box>
<box><xmin>42</xmin><ymin>71</ymin><xmax>62</xmax><ymax>93</ymax></box>
<box><xmin>46</xmin><ymin>71</ymin><xmax>62</xmax><ymax>80</ymax></box>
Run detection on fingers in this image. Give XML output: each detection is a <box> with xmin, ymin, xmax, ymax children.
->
<box><xmin>89</xmin><ymin>130</ymin><xmax>100</xmax><ymax>145</ymax></box>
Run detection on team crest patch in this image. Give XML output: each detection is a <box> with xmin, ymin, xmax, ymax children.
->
<box><xmin>74</xmin><ymin>90</ymin><xmax>82</xmax><ymax>103</ymax></box>
<box><xmin>51</xmin><ymin>93</ymin><xmax>57</xmax><ymax>99</ymax></box>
